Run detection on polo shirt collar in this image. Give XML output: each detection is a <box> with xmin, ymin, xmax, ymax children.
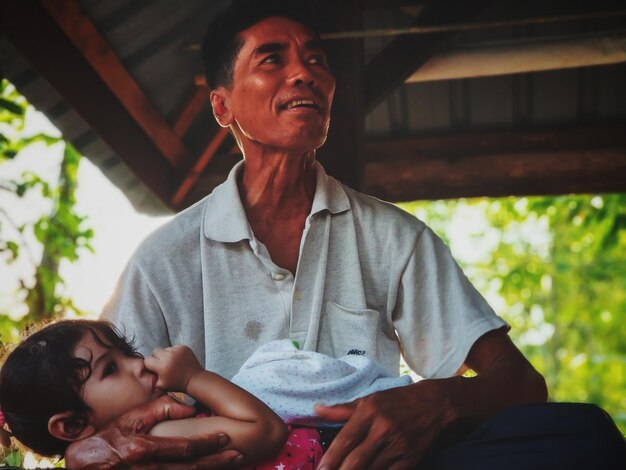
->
<box><xmin>203</xmin><ymin>159</ymin><xmax>350</xmax><ymax>243</ymax></box>
<box><xmin>203</xmin><ymin>161</ymin><xmax>252</xmax><ymax>243</ymax></box>
<box><xmin>310</xmin><ymin>160</ymin><xmax>351</xmax><ymax>216</ymax></box>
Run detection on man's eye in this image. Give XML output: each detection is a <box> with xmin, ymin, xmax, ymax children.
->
<box><xmin>261</xmin><ymin>53</ymin><xmax>281</xmax><ymax>64</ymax></box>
<box><xmin>309</xmin><ymin>54</ymin><xmax>327</xmax><ymax>65</ymax></box>
<box><xmin>102</xmin><ymin>362</ymin><xmax>117</xmax><ymax>378</ymax></box>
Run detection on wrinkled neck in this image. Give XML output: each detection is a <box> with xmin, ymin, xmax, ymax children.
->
<box><xmin>238</xmin><ymin>147</ymin><xmax>316</xmax><ymax>214</ymax></box>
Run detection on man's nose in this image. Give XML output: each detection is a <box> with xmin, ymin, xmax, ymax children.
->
<box><xmin>288</xmin><ymin>60</ymin><xmax>316</xmax><ymax>87</ymax></box>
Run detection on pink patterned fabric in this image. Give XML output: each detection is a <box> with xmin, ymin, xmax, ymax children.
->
<box><xmin>250</xmin><ymin>426</ymin><xmax>324</xmax><ymax>470</ymax></box>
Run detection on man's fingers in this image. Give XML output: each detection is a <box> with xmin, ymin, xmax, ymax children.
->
<box><xmin>316</xmin><ymin>415</ymin><xmax>368</xmax><ymax>470</ymax></box>
<box><xmin>314</xmin><ymin>402</ymin><xmax>356</xmax><ymax>423</ymax></box>
<box><xmin>171</xmin><ymin>433</ymin><xmax>231</xmax><ymax>461</ymax></box>
<box><xmin>361</xmin><ymin>428</ymin><xmax>426</xmax><ymax>470</ymax></box>
<box><xmin>151</xmin><ymin>395</ymin><xmax>196</xmax><ymax>421</ymax></box>
<box><xmin>335</xmin><ymin>433</ymin><xmax>386</xmax><ymax>470</ymax></box>
<box><xmin>64</xmin><ymin>396</ymin><xmax>234</xmax><ymax>469</ymax></box>
<box><xmin>366</xmin><ymin>443</ymin><xmax>416</xmax><ymax>470</ymax></box>
<box><xmin>135</xmin><ymin>433</ymin><xmax>230</xmax><ymax>461</ymax></box>
<box><xmin>118</xmin><ymin>396</ymin><xmax>196</xmax><ymax>431</ymax></box>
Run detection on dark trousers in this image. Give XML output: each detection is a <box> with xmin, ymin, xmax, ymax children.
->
<box><xmin>419</xmin><ymin>403</ymin><xmax>626</xmax><ymax>470</ymax></box>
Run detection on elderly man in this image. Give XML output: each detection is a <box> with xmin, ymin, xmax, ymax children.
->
<box><xmin>66</xmin><ymin>1</ymin><xmax>625</xmax><ymax>469</ymax></box>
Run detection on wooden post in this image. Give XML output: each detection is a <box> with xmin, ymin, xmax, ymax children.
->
<box><xmin>315</xmin><ymin>0</ymin><xmax>364</xmax><ymax>190</ymax></box>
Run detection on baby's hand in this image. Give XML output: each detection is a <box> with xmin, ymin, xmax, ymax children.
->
<box><xmin>144</xmin><ymin>345</ymin><xmax>203</xmax><ymax>393</ymax></box>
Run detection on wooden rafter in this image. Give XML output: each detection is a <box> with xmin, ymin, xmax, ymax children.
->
<box><xmin>363</xmin><ymin>121</ymin><xmax>626</xmax><ymax>201</ymax></box>
<box><xmin>316</xmin><ymin>0</ymin><xmax>364</xmax><ymax>189</ymax></box>
<box><xmin>365</xmin><ymin>121</ymin><xmax>626</xmax><ymax>160</ymax></box>
<box><xmin>171</xmin><ymin>128</ymin><xmax>230</xmax><ymax>208</ymax></box>
<box><xmin>365</xmin><ymin>148</ymin><xmax>626</xmax><ymax>201</ymax></box>
<box><xmin>362</xmin><ymin>0</ymin><xmax>493</xmax><ymax>113</ymax></box>
<box><xmin>174</xmin><ymin>86</ymin><xmax>210</xmax><ymax>138</ymax></box>
<box><xmin>40</xmin><ymin>0</ymin><xmax>187</xmax><ymax>167</ymax></box>
<box><xmin>2</xmin><ymin>0</ymin><xmax>175</xmax><ymax>206</ymax></box>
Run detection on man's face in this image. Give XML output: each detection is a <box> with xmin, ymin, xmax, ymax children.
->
<box><xmin>75</xmin><ymin>332</ymin><xmax>163</xmax><ymax>430</ymax></box>
<box><xmin>218</xmin><ymin>16</ymin><xmax>336</xmax><ymax>153</ymax></box>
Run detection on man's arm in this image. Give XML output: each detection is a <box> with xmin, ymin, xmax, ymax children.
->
<box><xmin>64</xmin><ymin>396</ymin><xmax>242</xmax><ymax>470</ymax></box>
<box><xmin>315</xmin><ymin>328</ymin><xmax>547</xmax><ymax>470</ymax></box>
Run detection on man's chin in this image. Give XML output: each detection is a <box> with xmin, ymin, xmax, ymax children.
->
<box><xmin>282</xmin><ymin>137</ymin><xmax>327</xmax><ymax>154</ymax></box>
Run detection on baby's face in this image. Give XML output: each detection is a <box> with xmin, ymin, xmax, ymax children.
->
<box><xmin>74</xmin><ymin>332</ymin><xmax>164</xmax><ymax>430</ymax></box>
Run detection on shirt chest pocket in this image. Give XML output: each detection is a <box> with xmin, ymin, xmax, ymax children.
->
<box><xmin>318</xmin><ymin>301</ymin><xmax>382</xmax><ymax>358</ymax></box>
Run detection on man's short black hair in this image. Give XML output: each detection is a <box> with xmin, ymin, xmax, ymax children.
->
<box><xmin>201</xmin><ymin>0</ymin><xmax>319</xmax><ymax>90</ymax></box>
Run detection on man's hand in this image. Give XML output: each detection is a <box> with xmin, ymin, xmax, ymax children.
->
<box><xmin>64</xmin><ymin>395</ymin><xmax>242</xmax><ymax>470</ymax></box>
<box><xmin>314</xmin><ymin>329</ymin><xmax>547</xmax><ymax>470</ymax></box>
<box><xmin>145</xmin><ymin>346</ymin><xmax>204</xmax><ymax>392</ymax></box>
<box><xmin>314</xmin><ymin>380</ymin><xmax>459</xmax><ymax>470</ymax></box>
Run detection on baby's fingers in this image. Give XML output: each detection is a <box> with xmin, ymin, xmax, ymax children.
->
<box><xmin>144</xmin><ymin>354</ymin><xmax>162</xmax><ymax>372</ymax></box>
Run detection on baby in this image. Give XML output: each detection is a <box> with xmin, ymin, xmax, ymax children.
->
<box><xmin>0</xmin><ymin>320</ymin><xmax>412</xmax><ymax>468</ymax></box>
<box><xmin>0</xmin><ymin>320</ymin><xmax>287</xmax><ymax>467</ymax></box>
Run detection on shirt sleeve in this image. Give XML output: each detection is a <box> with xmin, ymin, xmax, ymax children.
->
<box><xmin>100</xmin><ymin>258</ymin><xmax>171</xmax><ymax>357</ymax></box>
<box><xmin>393</xmin><ymin>226</ymin><xmax>508</xmax><ymax>379</ymax></box>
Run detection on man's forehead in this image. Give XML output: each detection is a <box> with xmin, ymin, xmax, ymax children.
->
<box><xmin>239</xmin><ymin>16</ymin><xmax>319</xmax><ymax>52</ymax></box>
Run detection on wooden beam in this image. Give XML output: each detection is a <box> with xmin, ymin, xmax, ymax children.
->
<box><xmin>365</xmin><ymin>148</ymin><xmax>626</xmax><ymax>200</ymax></box>
<box><xmin>365</xmin><ymin>122</ymin><xmax>626</xmax><ymax>160</ymax></box>
<box><xmin>406</xmin><ymin>35</ymin><xmax>626</xmax><ymax>83</ymax></box>
<box><xmin>171</xmin><ymin>128</ymin><xmax>230</xmax><ymax>208</ymax></box>
<box><xmin>365</xmin><ymin>121</ymin><xmax>626</xmax><ymax>159</ymax></box>
<box><xmin>2</xmin><ymin>0</ymin><xmax>176</xmax><ymax>207</ymax></box>
<box><xmin>316</xmin><ymin>0</ymin><xmax>364</xmax><ymax>189</ymax></box>
<box><xmin>40</xmin><ymin>0</ymin><xmax>187</xmax><ymax>167</ymax></box>
<box><xmin>173</xmin><ymin>86</ymin><xmax>209</xmax><ymax>138</ymax></box>
<box><xmin>362</xmin><ymin>0</ymin><xmax>492</xmax><ymax>113</ymax></box>
<box><xmin>363</xmin><ymin>122</ymin><xmax>626</xmax><ymax>200</ymax></box>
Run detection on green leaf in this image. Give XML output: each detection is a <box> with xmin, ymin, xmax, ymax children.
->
<box><xmin>4</xmin><ymin>449</ymin><xmax>23</xmax><ymax>466</ymax></box>
<box><xmin>13</xmin><ymin>182</ymin><xmax>27</xmax><ymax>196</ymax></box>
<box><xmin>2</xmin><ymin>149</ymin><xmax>17</xmax><ymax>159</ymax></box>
<box><xmin>0</xmin><ymin>97</ymin><xmax>25</xmax><ymax>115</ymax></box>
<box><xmin>20</xmin><ymin>132</ymin><xmax>62</xmax><ymax>147</ymax></box>
<box><xmin>4</xmin><ymin>241</ymin><xmax>19</xmax><ymax>261</ymax></box>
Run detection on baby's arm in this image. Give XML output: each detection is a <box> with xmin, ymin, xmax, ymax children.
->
<box><xmin>144</xmin><ymin>346</ymin><xmax>287</xmax><ymax>464</ymax></box>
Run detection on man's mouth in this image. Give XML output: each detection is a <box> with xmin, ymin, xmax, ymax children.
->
<box><xmin>280</xmin><ymin>99</ymin><xmax>322</xmax><ymax>112</ymax></box>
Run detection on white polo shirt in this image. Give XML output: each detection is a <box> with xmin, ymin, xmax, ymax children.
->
<box><xmin>103</xmin><ymin>161</ymin><xmax>506</xmax><ymax>380</ymax></box>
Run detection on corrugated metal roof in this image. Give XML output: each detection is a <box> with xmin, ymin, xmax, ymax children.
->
<box><xmin>1</xmin><ymin>0</ymin><xmax>625</xmax><ymax>213</ymax></box>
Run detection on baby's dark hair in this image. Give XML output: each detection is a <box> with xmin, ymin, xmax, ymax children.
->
<box><xmin>0</xmin><ymin>319</ymin><xmax>139</xmax><ymax>457</ymax></box>
<box><xmin>202</xmin><ymin>0</ymin><xmax>319</xmax><ymax>89</ymax></box>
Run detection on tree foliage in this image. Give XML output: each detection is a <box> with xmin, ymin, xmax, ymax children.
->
<box><xmin>1</xmin><ymin>78</ymin><xmax>95</xmax><ymax>466</ymax></box>
<box><xmin>401</xmin><ymin>194</ymin><xmax>626</xmax><ymax>433</ymax></box>
<box><xmin>0</xmin><ymin>79</ymin><xmax>93</xmax><ymax>342</ymax></box>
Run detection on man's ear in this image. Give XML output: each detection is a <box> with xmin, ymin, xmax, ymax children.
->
<box><xmin>48</xmin><ymin>411</ymin><xmax>95</xmax><ymax>442</ymax></box>
<box><xmin>210</xmin><ymin>88</ymin><xmax>233</xmax><ymax>127</ymax></box>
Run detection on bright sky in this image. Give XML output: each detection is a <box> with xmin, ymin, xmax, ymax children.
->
<box><xmin>0</xmin><ymin>107</ymin><xmax>172</xmax><ymax>318</ymax></box>
<box><xmin>63</xmin><ymin>160</ymin><xmax>173</xmax><ymax>315</ymax></box>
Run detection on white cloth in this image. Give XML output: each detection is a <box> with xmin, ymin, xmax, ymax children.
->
<box><xmin>103</xmin><ymin>161</ymin><xmax>507</xmax><ymax>381</ymax></box>
<box><xmin>231</xmin><ymin>339</ymin><xmax>412</xmax><ymax>425</ymax></box>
